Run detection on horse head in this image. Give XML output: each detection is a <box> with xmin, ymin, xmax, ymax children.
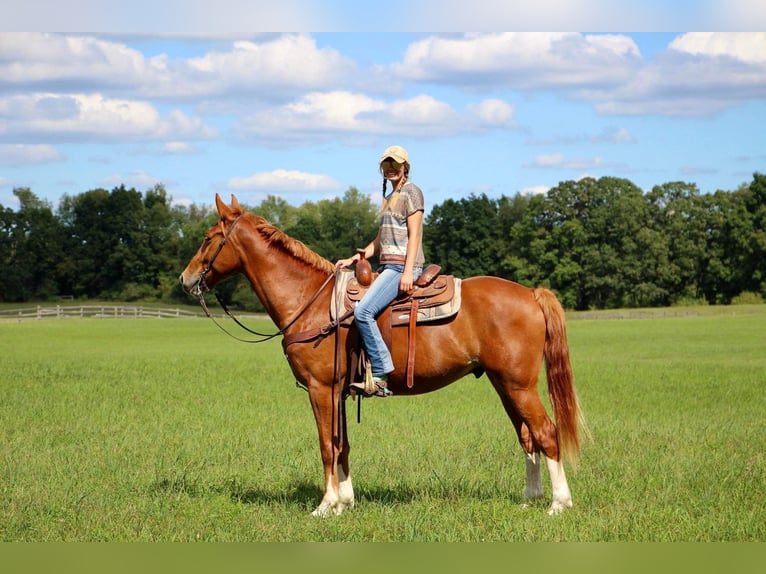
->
<box><xmin>180</xmin><ymin>194</ymin><xmax>244</xmax><ymax>297</ymax></box>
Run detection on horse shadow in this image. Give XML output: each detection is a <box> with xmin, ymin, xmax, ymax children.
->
<box><xmin>225</xmin><ymin>481</ymin><xmax>423</xmax><ymax>509</ymax></box>
<box><xmin>150</xmin><ymin>475</ymin><xmax>523</xmax><ymax>510</ymax></box>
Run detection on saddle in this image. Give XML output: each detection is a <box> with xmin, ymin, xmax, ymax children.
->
<box><xmin>335</xmin><ymin>251</ymin><xmax>462</xmax><ymax>390</ymax></box>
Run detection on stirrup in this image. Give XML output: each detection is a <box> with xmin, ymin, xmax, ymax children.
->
<box><xmin>351</xmin><ymin>370</ymin><xmax>392</xmax><ymax>397</ymax></box>
<box><xmin>350</xmin><ymin>380</ymin><xmax>392</xmax><ymax>398</ymax></box>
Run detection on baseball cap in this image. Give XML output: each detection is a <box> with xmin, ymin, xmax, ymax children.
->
<box><xmin>379</xmin><ymin>145</ymin><xmax>409</xmax><ymax>165</ymax></box>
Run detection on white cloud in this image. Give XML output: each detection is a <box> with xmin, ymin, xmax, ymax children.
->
<box><xmin>386</xmin><ymin>95</ymin><xmax>461</xmax><ymax>129</ymax></box>
<box><xmin>237</xmin><ymin>91</ymin><xmax>516</xmax><ymax>141</ymax></box>
<box><xmin>0</xmin><ymin>143</ymin><xmax>64</xmax><ymax>166</ymax></box>
<box><xmin>467</xmin><ymin>99</ymin><xmax>516</xmax><ymax>128</ymax></box>
<box><xmin>395</xmin><ymin>32</ymin><xmax>766</xmax><ymax>118</ymax></box>
<box><xmin>669</xmin><ymin>32</ymin><xmax>766</xmax><ymax>64</ymax></box>
<box><xmin>397</xmin><ymin>32</ymin><xmax>641</xmax><ymax>88</ymax></box>
<box><xmin>227</xmin><ymin>169</ymin><xmax>341</xmax><ymax>192</ymax></box>
<box><xmin>0</xmin><ymin>33</ymin><xmax>356</xmax><ymax>100</ymax></box>
<box><xmin>590</xmin><ymin>32</ymin><xmax>766</xmax><ymax>116</ymax></box>
<box><xmin>0</xmin><ymin>93</ymin><xmax>217</xmax><ymax>141</ymax></box>
<box><xmin>184</xmin><ymin>35</ymin><xmax>356</xmax><ymax>96</ymax></box>
<box><xmin>0</xmin><ymin>33</ymin><xmax>169</xmax><ymax>89</ymax></box>
<box><xmin>161</xmin><ymin>142</ymin><xmax>197</xmax><ymax>154</ymax></box>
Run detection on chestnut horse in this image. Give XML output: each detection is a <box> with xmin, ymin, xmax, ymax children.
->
<box><xmin>180</xmin><ymin>194</ymin><xmax>585</xmax><ymax>517</ymax></box>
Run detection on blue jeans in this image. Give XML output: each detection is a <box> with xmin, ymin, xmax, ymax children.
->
<box><xmin>354</xmin><ymin>264</ymin><xmax>422</xmax><ymax>377</ymax></box>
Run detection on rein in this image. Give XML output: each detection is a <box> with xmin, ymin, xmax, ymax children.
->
<box><xmin>197</xmin><ymin>272</ymin><xmax>337</xmax><ymax>344</ymax></box>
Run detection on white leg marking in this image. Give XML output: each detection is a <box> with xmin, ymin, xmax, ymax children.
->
<box><xmin>337</xmin><ymin>467</ymin><xmax>355</xmax><ymax>511</ymax></box>
<box><xmin>311</xmin><ymin>468</ymin><xmax>355</xmax><ymax>517</ymax></box>
<box><xmin>523</xmin><ymin>451</ymin><xmax>544</xmax><ymax>505</ymax></box>
<box><xmin>545</xmin><ymin>455</ymin><xmax>573</xmax><ymax>515</ymax></box>
<box><xmin>311</xmin><ymin>474</ymin><xmax>341</xmax><ymax>517</ymax></box>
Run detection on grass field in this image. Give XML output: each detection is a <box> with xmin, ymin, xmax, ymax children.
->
<box><xmin>1</xmin><ymin>306</ymin><xmax>764</xmax><ymax>541</ymax></box>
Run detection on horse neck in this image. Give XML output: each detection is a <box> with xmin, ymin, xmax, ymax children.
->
<box><xmin>236</xmin><ymin>220</ymin><xmax>333</xmax><ymax>329</ymax></box>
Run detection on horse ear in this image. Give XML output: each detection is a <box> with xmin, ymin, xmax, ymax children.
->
<box><xmin>230</xmin><ymin>194</ymin><xmax>241</xmax><ymax>212</ymax></box>
<box><xmin>215</xmin><ymin>193</ymin><xmax>233</xmax><ymax>220</ymax></box>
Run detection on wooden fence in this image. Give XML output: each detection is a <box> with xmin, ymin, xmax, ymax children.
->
<box><xmin>0</xmin><ymin>305</ymin><xmax>208</xmax><ymax>321</ymax></box>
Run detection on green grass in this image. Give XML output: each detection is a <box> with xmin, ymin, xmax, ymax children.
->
<box><xmin>1</xmin><ymin>307</ymin><xmax>764</xmax><ymax>541</ymax></box>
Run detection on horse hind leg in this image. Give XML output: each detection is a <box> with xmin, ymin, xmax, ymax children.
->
<box><xmin>493</xmin><ymin>382</ymin><xmax>573</xmax><ymax>513</ymax></box>
<box><xmin>512</xmin><ymin>388</ymin><xmax>573</xmax><ymax>514</ymax></box>
<box><xmin>544</xmin><ymin>453</ymin><xmax>572</xmax><ymax>515</ymax></box>
<box><xmin>523</xmin><ymin>450</ymin><xmax>544</xmax><ymax>505</ymax></box>
<box><xmin>495</xmin><ymin>394</ymin><xmax>543</xmax><ymax>504</ymax></box>
<box><xmin>519</xmin><ymin>431</ymin><xmax>572</xmax><ymax>515</ymax></box>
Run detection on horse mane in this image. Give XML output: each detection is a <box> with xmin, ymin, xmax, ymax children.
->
<box><xmin>246</xmin><ymin>213</ymin><xmax>335</xmax><ymax>274</ymax></box>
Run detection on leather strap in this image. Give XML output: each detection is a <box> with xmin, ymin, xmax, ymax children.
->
<box><xmin>406</xmin><ymin>299</ymin><xmax>418</xmax><ymax>388</ymax></box>
<box><xmin>281</xmin><ymin>308</ymin><xmax>354</xmax><ymax>351</ymax></box>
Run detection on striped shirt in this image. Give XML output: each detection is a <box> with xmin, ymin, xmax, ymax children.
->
<box><xmin>379</xmin><ymin>182</ymin><xmax>425</xmax><ymax>267</ymax></box>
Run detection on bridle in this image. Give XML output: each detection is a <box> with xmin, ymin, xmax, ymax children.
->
<box><xmin>191</xmin><ymin>213</ymin><xmax>338</xmax><ymax>345</ymax></box>
<box><xmin>195</xmin><ymin>214</ymin><xmax>243</xmax><ymax>297</ymax></box>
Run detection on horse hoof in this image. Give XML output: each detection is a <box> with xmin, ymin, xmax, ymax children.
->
<box><xmin>311</xmin><ymin>504</ymin><xmax>332</xmax><ymax>518</ymax></box>
<box><xmin>547</xmin><ymin>499</ymin><xmax>573</xmax><ymax>515</ymax></box>
<box><xmin>311</xmin><ymin>501</ymin><xmax>349</xmax><ymax>517</ymax></box>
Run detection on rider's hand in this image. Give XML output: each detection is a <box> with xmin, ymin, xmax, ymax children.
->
<box><xmin>335</xmin><ymin>256</ymin><xmax>356</xmax><ymax>270</ymax></box>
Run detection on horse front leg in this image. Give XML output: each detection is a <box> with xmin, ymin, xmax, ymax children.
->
<box><xmin>308</xmin><ymin>381</ymin><xmax>354</xmax><ymax>517</ymax></box>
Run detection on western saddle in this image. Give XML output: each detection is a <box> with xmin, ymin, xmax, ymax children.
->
<box><xmin>339</xmin><ymin>250</ymin><xmax>459</xmax><ymax>390</ymax></box>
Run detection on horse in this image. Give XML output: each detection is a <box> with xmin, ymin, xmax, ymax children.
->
<box><xmin>180</xmin><ymin>194</ymin><xmax>586</xmax><ymax>517</ymax></box>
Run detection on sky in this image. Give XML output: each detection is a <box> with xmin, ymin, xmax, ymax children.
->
<box><xmin>1</xmin><ymin>3</ymin><xmax>765</xmax><ymax>212</ymax></box>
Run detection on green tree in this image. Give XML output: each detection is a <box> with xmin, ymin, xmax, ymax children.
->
<box><xmin>507</xmin><ymin>177</ymin><xmax>654</xmax><ymax>310</ymax></box>
<box><xmin>740</xmin><ymin>172</ymin><xmax>766</xmax><ymax>297</ymax></box>
<box><xmin>646</xmin><ymin>182</ymin><xmax>710</xmax><ymax>304</ymax></box>
<box><xmin>255</xmin><ymin>195</ymin><xmax>299</xmax><ymax>229</ymax></box>
<box><xmin>706</xmin><ymin>173</ymin><xmax>766</xmax><ymax>303</ymax></box>
<box><xmin>58</xmin><ymin>185</ymin><xmax>182</xmax><ymax>300</ymax></box>
<box><xmin>58</xmin><ymin>188</ymin><xmax>111</xmax><ymax>297</ymax></box>
<box><xmin>113</xmin><ymin>184</ymin><xmax>181</xmax><ymax>300</ymax></box>
<box><xmin>287</xmin><ymin>187</ymin><xmax>378</xmax><ymax>263</ymax></box>
<box><xmin>0</xmin><ymin>188</ymin><xmax>68</xmax><ymax>301</ymax></box>
<box><xmin>424</xmin><ymin>193</ymin><xmax>505</xmax><ymax>277</ymax></box>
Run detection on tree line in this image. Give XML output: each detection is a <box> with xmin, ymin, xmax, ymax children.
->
<box><xmin>1</xmin><ymin>172</ymin><xmax>764</xmax><ymax>311</ymax></box>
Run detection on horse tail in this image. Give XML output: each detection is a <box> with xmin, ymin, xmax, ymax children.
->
<box><xmin>533</xmin><ymin>288</ymin><xmax>587</xmax><ymax>470</ymax></box>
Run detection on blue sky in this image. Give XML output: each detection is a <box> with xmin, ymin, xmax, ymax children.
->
<box><xmin>1</xmin><ymin>4</ymin><xmax>765</xmax><ymax>212</ymax></box>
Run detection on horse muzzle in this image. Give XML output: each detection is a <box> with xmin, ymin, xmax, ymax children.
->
<box><xmin>179</xmin><ymin>272</ymin><xmax>208</xmax><ymax>297</ymax></box>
